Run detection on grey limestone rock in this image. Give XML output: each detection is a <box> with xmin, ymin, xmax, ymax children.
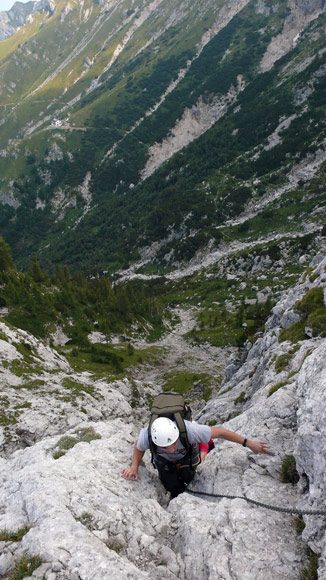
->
<box><xmin>295</xmin><ymin>342</ymin><xmax>326</xmax><ymax>555</ymax></box>
<box><xmin>0</xmin><ymin>551</ymin><xmax>15</xmax><ymax>576</ymax></box>
<box><xmin>0</xmin><ymin>0</ymin><xmax>54</xmax><ymax>40</ymax></box>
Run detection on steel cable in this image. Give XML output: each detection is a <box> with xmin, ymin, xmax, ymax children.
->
<box><xmin>185</xmin><ymin>488</ymin><xmax>326</xmax><ymax>516</ymax></box>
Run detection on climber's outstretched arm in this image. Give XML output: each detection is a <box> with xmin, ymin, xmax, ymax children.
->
<box><xmin>210</xmin><ymin>427</ymin><xmax>270</xmax><ymax>454</ymax></box>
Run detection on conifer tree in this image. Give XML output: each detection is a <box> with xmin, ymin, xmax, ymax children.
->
<box><xmin>0</xmin><ymin>237</ymin><xmax>14</xmax><ymax>273</ymax></box>
<box><xmin>29</xmin><ymin>256</ymin><xmax>49</xmax><ymax>284</ymax></box>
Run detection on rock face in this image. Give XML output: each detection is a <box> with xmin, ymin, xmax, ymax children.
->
<box><xmin>259</xmin><ymin>0</ymin><xmax>326</xmax><ymax>71</ymax></box>
<box><xmin>0</xmin><ymin>0</ymin><xmax>53</xmax><ymax>40</ymax></box>
<box><xmin>142</xmin><ymin>76</ymin><xmax>246</xmax><ymax>180</ymax></box>
<box><xmin>0</xmin><ymin>255</ymin><xmax>326</xmax><ymax>579</ymax></box>
<box><xmin>295</xmin><ymin>341</ymin><xmax>326</xmax><ymax>577</ymax></box>
<box><xmin>0</xmin><ymin>422</ymin><xmax>174</xmax><ymax>580</ymax></box>
<box><xmin>0</xmin><ymin>320</ymin><xmax>133</xmax><ymax>455</ymax></box>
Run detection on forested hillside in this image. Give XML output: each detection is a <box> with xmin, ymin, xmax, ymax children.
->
<box><xmin>0</xmin><ymin>0</ymin><xmax>325</xmax><ymax>277</ymax></box>
<box><xmin>0</xmin><ymin>235</ymin><xmax>166</xmax><ymax>342</ymax></box>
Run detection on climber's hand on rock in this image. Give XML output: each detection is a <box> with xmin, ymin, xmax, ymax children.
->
<box><xmin>247</xmin><ymin>440</ymin><xmax>270</xmax><ymax>454</ymax></box>
<box><xmin>121</xmin><ymin>466</ymin><xmax>139</xmax><ymax>481</ymax></box>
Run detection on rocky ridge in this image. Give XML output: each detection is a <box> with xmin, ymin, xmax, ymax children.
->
<box><xmin>0</xmin><ymin>0</ymin><xmax>53</xmax><ymax>41</ymax></box>
<box><xmin>0</xmin><ymin>253</ymin><xmax>326</xmax><ymax>579</ymax></box>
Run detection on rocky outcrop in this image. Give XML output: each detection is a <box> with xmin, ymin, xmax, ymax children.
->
<box><xmin>142</xmin><ymin>76</ymin><xmax>246</xmax><ymax>180</ymax></box>
<box><xmin>0</xmin><ymin>320</ymin><xmax>133</xmax><ymax>455</ymax></box>
<box><xmin>0</xmin><ymin>0</ymin><xmax>54</xmax><ymax>40</ymax></box>
<box><xmin>295</xmin><ymin>341</ymin><xmax>326</xmax><ymax>577</ymax></box>
<box><xmin>198</xmin><ymin>253</ymin><xmax>326</xmax><ymax>577</ymax></box>
<box><xmin>259</xmin><ymin>0</ymin><xmax>326</xmax><ymax>71</ymax></box>
<box><xmin>0</xmin><ymin>2</ymin><xmax>33</xmax><ymax>41</ymax></box>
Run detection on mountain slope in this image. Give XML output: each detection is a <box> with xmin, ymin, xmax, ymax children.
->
<box><xmin>0</xmin><ymin>0</ymin><xmax>325</xmax><ymax>276</ymax></box>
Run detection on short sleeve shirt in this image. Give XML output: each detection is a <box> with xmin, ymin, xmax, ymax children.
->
<box><xmin>136</xmin><ymin>420</ymin><xmax>211</xmax><ymax>461</ymax></box>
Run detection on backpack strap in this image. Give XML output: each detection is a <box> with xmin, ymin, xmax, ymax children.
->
<box><xmin>148</xmin><ymin>413</ymin><xmax>158</xmax><ymax>468</ymax></box>
<box><xmin>173</xmin><ymin>411</ymin><xmax>190</xmax><ymax>453</ymax></box>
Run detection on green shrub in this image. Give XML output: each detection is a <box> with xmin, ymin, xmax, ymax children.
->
<box><xmin>162</xmin><ymin>371</ymin><xmax>212</xmax><ymax>396</ymax></box>
<box><xmin>234</xmin><ymin>391</ymin><xmax>247</xmax><ymax>405</ymax></box>
<box><xmin>279</xmin><ymin>320</ymin><xmax>306</xmax><ymax>343</ymax></box>
<box><xmin>299</xmin><ymin>547</ymin><xmax>320</xmax><ymax>580</ymax></box>
<box><xmin>107</xmin><ymin>540</ymin><xmax>124</xmax><ymax>553</ymax></box>
<box><xmin>275</xmin><ymin>352</ymin><xmax>291</xmax><ymax>373</ymax></box>
<box><xmin>280</xmin><ymin>288</ymin><xmax>325</xmax><ymax>343</ymax></box>
<box><xmin>53</xmin><ymin>427</ymin><xmax>101</xmax><ymax>458</ymax></box>
<box><xmin>309</xmin><ymin>272</ymin><xmax>319</xmax><ymax>283</ymax></box>
<box><xmin>295</xmin><ymin>287</ymin><xmax>324</xmax><ymax>315</ymax></box>
<box><xmin>294</xmin><ymin>515</ymin><xmax>305</xmax><ymax>534</ymax></box>
<box><xmin>76</xmin><ymin>426</ymin><xmax>101</xmax><ymax>443</ymax></box>
<box><xmin>62</xmin><ymin>377</ymin><xmax>96</xmax><ymax>398</ymax></box>
<box><xmin>268</xmin><ymin>380</ymin><xmax>289</xmax><ymax>397</ymax></box>
<box><xmin>53</xmin><ymin>450</ymin><xmax>66</xmax><ymax>460</ymax></box>
<box><xmin>306</xmin><ymin>307</ymin><xmax>326</xmax><ymax>337</ymax></box>
<box><xmin>57</xmin><ymin>435</ymin><xmax>78</xmax><ymax>450</ymax></box>
<box><xmin>8</xmin><ymin>554</ymin><xmax>42</xmax><ymax>580</ymax></box>
<box><xmin>77</xmin><ymin>512</ymin><xmax>94</xmax><ymax>530</ymax></box>
<box><xmin>203</xmin><ymin>387</ymin><xmax>213</xmax><ymax>402</ymax></box>
<box><xmin>275</xmin><ymin>346</ymin><xmax>299</xmax><ymax>373</ymax></box>
<box><xmin>0</xmin><ymin>236</ymin><xmax>15</xmax><ymax>272</ymax></box>
<box><xmin>280</xmin><ymin>455</ymin><xmax>300</xmax><ymax>484</ymax></box>
<box><xmin>0</xmin><ymin>527</ymin><xmax>30</xmax><ymax>542</ymax></box>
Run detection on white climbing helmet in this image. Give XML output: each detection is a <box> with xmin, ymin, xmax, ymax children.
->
<box><xmin>151</xmin><ymin>417</ymin><xmax>179</xmax><ymax>447</ymax></box>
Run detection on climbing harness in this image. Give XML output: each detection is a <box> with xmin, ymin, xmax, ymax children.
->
<box><xmin>185</xmin><ymin>488</ymin><xmax>326</xmax><ymax>516</ymax></box>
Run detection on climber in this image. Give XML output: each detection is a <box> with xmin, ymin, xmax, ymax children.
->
<box><xmin>121</xmin><ymin>417</ymin><xmax>270</xmax><ymax>498</ymax></box>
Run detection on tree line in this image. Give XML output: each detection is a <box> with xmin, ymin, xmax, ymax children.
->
<box><xmin>0</xmin><ymin>236</ymin><xmax>165</xmax><ymax>343</ymax></box>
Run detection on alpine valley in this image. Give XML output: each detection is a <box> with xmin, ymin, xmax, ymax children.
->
<box><xmin>0</xmin><ymin>1</ymin><xmax>326</xmax><ymax>579</ymax></box>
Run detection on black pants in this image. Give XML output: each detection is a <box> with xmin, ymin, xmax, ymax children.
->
<box><xmin>154</xmin><ymin>453</ymin><xmax>198</xmax><ymax>498</ymax></box>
